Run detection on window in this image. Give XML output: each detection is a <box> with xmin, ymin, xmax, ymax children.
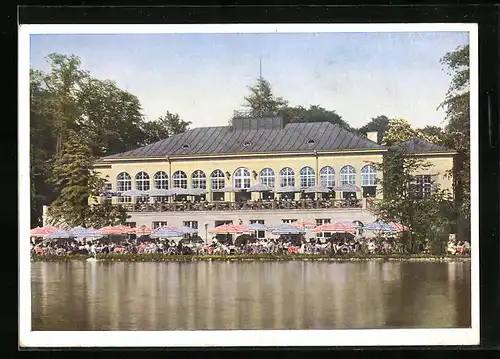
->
<box><xmin>135</xmin><ymin>172</ymin><xmax>150</xmax><ymax>191</ymax></box>
<box><xmin>300</xmin><ymin>166</ymin><xmax>315</xmax><ymax>188</ymax></box>
<box><xmin>316</xmin><ymin>218</ymin><xmax>331</xmax><ymax>238</ymax></box>
<box><xmin>233</xmin><ymin>167</ymin><xmax>251</xmax><ymax>189</ymax></box>
<box><xmin>152</xmin><ymin>221</ymin><xmax>168</xmax><ymax>229</ymax></box>
<box><xmin>260</xmin><ymin>168</ymin><xmax>275</xmax><ymax>187</ymax></box>
<box><xmin>250</xmin><ymin>219</ymin><xmax>265</xmax><ymax>238</ymax></box>
<box><xmin>413</xmin><ymin>175</ymin><xmax>433</xmax><ymax>199</ymax></box>
<box><xmin>211</xmin><ymin>169</ymin><xmax>225</xmax><ymax>190</ymax></box>
<box><xmin>282</xmin><ymin>219</ymin><xmax>298</xmax><ymax>224</ymax></box>
<box><xmin>191</xmin><ymin>170</ymin><xmax>207</xmax><ymax>189</ymax></box>
<box><xmin>117</xmin><ymin>172</ymin><xmax>132</xmax><ymax>203</ymax></box>
<box><xmin>183</xmin><ymin>221</ymin><xmax>199</xmax><ymax>229</ymax></box>
<box><xmin>135</xmin><ymin>172</ymin><xmax>150</xmax><ymax>203</ymax></box>
<box><xmin>104</xmin><ymin>183</ymin><xmax>112</xmax><ymax>191</ymax></box>
<box><xmin>154</xmin><ymin>171</ymin><xmax>169</xmax><ymax>189</ymax></box>
<box><xmin>126</xmin><ymin>222</ymin><xmax>136</xmax><ymax>228</ymax></box>
<box><xmin>279</xmin><ymin>167</ymin><xmax>295</xmax><ymax>187</ymax></box>
<box><xmin>340</xmin><ymin>165</ymin><xmax>356</xmax><ymax>185</ymax></box>
<box><xmin>320</xmin><ymin>166</ymin><xmax>335</xmax><ymax>188</ymax></box>
<box><xmin>172</xmin><ymin>171</ymin><xmax>187</xmax><ymax>188</ymax></box>
<box><xmin>361</xmin><ymin>165</ymin><xmax>376</xmax><ymax>186</ymax></box>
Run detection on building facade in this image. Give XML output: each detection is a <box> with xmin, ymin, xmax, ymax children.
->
<box><xmin>89</xmin><ymin>116</ymin><xmax>455</xmax><ymax>240</ymax></box>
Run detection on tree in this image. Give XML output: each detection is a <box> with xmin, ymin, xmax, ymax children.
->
<box><xmin>357</xmin><ymin>115</ymin><xmax>390</xmax><ymax>144</ymax></box>
<box><xmin>243</xmin><ymin>77</ymin><xmax>288</xmax><ymax>117</ymax></box>
<box><xmin>438</xmin><ymin>44</ymin><xmax>470</xmax><ymax>242</ymax></box>
<box><xmin>372</xmin><ymin>118</ymin><xmax>456</xmax><ymax>254</ymax></box>
<box><xmin>381</xmin><ymin>118</ymin><xmax>441</xmax><ymax>146</ymax></box>
<box><xmin>141</xmin><ymin>111</ymin><xmax>192</xmax><ymax>145</ymax></box>
<box><xmin>372</xmin><ymin>144</ymin><xmax>455</xmax><ymax>254</ymax></box>
<box><xmin>281</xmin><ymin>104</ymin><xmax>351</xmax><ymax>130</ymax></box>
<box><xmin>47</xmin><ymin>133</ymin><xmax>129</xmax><ymax>227</ymax></box>
<box><xmin>420</xmin><ymin>125</ymin><xmax>445</xmax><ymax>145</ymax></box>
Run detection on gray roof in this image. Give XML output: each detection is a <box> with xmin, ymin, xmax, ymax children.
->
<box><xmin>102</xmin><ymin>122</ymin><xmax>384</xmax><ymax>160</ymax></box>
<box><xmin>394</xmin><ymin>138</ymin><xmax>452</xmax><ymax>154</ymax></box>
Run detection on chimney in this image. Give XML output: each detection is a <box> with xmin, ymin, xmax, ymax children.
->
<box><xmin>366</xmin><ymin>132</ymin><xmax>378</xmax><ymax>143</ymax></box>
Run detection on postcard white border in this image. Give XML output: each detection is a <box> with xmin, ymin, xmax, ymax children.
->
<box><xmin>19</xmin><ymin>23</ymin><xmax>479</xmax><ymax>348</ymax></box>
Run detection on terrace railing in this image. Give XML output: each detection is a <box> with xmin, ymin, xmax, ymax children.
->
<box><xmin>116</xmin><ymin>199</ymin><xmax>363</xmax><ymax>213</ymax></box>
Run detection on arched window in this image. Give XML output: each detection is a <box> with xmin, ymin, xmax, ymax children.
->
<box><xmin>233</xmin><ymin>167</ymin><xmax>251</xmax><ymax>189</ymax></box>
<box><xmin>300</xmin><ymin>166</ymin><xmax>315</xmax><ymax>188</ymax></box>
<box><xmin>210</xmin><ymin>169</ymin><xmax>225</xmax><ymax>190</ymax></box>
<box><xmin>320</xmin><ymin>166</ymin><xmax>335</xmax><ymax>188</ymax></box>
<box><xmin>191</xmin><ymin>170</ymin><xmax>207</xmax><ymax>189</ymax></box>
<box><xmin>117</xmin><ymin>172</ymin><xmax>132</xmax><ymax>203</ymax></box>
<box><xmin>361</xmin><ymin>164</ymin><xmax>377</xmax><ymax>186</ymax></box>
<box><xmin>153</xmin><ymin>171</ymin><xmax>168</xmax><ymax>189</ymax></box>
<box><xmin>172</xmin><ymin>170</ymin><xmax>187</xmax><ymax>188</ymax></box>
<box><xmin>260</xmin><ymin>168</ymin><xmax>275</xmax><ymax>187</ymax></box>
<box><xmin>280</xmin><ymin>167</ymin><xmax>295</xmax><ymax>187</ymax></box>
<box><xmin>340</xmin><ymin>165</ymin><xmax>356</xmax><ymax>185</ymax></box>
<box><xmin>135</xmin><ymin>172</ymin><xmax>150</xmax><ymax>191</ymax></box>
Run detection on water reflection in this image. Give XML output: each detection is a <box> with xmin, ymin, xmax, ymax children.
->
<box><xmin>31</xmin><ymin>261</ymin><xmax>471</xmax><ymax>331</ymax></box>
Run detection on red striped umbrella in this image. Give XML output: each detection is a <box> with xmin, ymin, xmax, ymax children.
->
<box><xmin>292</xmin><ymin>219</ymin><xmax>316</xmax><ymax>229</ymax></box>
<box><xmin>132</xmin><ymin>225</ymin><xmax>153</xmax><ymax>236</ymax></box>
<box><xmin>97</xmin><ymin>225</ymin><xmax>134</xmax><ymax>235</ymax></box>
<box><xmin>388</xmin><ymin>222</ymin><xmax>409</xmax><ymax>231</ymax></box>
<box><xmin>30</xmin><ymin>226</ymin><xmax>60</xmax><ymax>237</ymax></box>
<box><xmin>209</xmin><ymin>224</ymin><xmax>250</xmax><ymax>234</ymax></box>
<box><xmin>312</xmin><ymin>222</ymin><xmax>356</xmax><ymax>233</ymax></box>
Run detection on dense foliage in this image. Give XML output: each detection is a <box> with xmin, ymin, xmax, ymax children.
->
<box><xmin>30</xmin><ymin>54</ymin><xmax>191</xmax><ymax>227</ymax></box>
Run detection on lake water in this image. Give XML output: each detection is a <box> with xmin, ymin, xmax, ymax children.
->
<box><xmin>31</xmin><ymin>260</ymin><xmax>471</xmax><ymax>331</ymax></box>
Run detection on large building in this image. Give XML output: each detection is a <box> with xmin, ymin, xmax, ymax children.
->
<box><xmin>92</xmin><ymin>115</ymin><xmax>455</xmax><ymax>240</ymax></box>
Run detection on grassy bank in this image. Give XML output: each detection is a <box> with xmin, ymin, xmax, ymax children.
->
<box><xmin>31</xmin><ymin>253</ymin><xmax>471</xmax><ymax>263</ymax></box>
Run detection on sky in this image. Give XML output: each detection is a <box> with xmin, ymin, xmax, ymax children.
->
<box><xmin>30</xmin><ymin>31</ymin><xmax>470</xmax><ymax>129</ymax></box>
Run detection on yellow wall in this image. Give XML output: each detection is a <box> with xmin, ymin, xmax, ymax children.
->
<box><xmin>411</xmin><ymin>155</ymin><xmax>454</xmax><ymax>193</ymax></box>
<box><xmin>94</xmin><ymin>152</ymin><xmax>454</xmax><ymax>202</ymax></box>
<box><xmin>95</xmin><ymin>152</ymin><xmax>385</xmax><ymax>202</ymax></box>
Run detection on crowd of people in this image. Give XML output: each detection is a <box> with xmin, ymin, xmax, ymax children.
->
<box><xmin>30</xmin><ymin>233</ymin><xmax>470</xmax><ymax>257</ymax></box>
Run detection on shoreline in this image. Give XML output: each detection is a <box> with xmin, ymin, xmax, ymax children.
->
<box><xmin>31</xmin><ymin>253</ymin><xmax>471</xmax><ymax>263</ymax></box>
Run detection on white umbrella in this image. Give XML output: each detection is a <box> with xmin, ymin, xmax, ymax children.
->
<box><xmin>150</xmin><ymin>227</ymin><xmax>184</xmax><ymax>239</ymax></box>
<box><xmin>247</xmin><ymin>223</ymin><xmax>268</xmax><ymax>231</ymax></box>
<box><xmin>173</xmin><ymin>226</ymin><xmax>198</xmax><ymax>234</ymax></box>
<box><xmin>275</xmin><ymin>186</ymin><xmax>302</xmax><ymax>193</ymax></box>
<box><xmin>147</xmin><ymin>188</ymin><xmax>171</xmax><ymax>196</ymax></box>
<box><xmin>120</xmin><ymin>189</ymin><xmax>148</xmax><ymax>196</ymax></box>
<box><xmin>303</xmin><ymin>185</ymin><xmax>331</xmax><ymax>194</ymax></box>
<box><xmin>44</xmin><ymin>229</ymin><xmax>74</xmax><ymax>239</ymax></box>
<box><xmin>215</xmin><ymin>185</ymin><xmax>243</xmax><ymax>193</ymax></box>
<box><xmin>247</xmin><ymin>184</ymin><xmax>273</xmax><ymax>192</ymax></box>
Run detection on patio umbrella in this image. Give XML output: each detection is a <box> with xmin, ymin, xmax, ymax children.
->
<box><xmin>209</xmin><ymin>224</ymin><xmax>250</xmax><ymax>234</ymax></box>
<box><xmin>100</xmin><ymin>190</ymin><xmax>120</xmax><ymax>197</ymax></box>
<box><xmin>292</xmin><ymin>219</ymin><xmax>316</xmax><ymax>229</ymax></box>
<box><xmin>147</xmin><ymin>188</ymin><xmax>171</xmax><ymax>197</ymax></box>
<box><xmin>131</xmin><ymin>225</ymin><xmax>153</xmax><ymax>236</ymax></box>
<box><xmin>362</xmin><ymin>221</ymin><xmax>395</xmax><ymax>232</ymax></box>
<box><xmin>333</xmin><ymin>184</ymin><xmax>362</xmax><ymax>192</ymax></box>
<box><xmin>97</xmin><ymin>225</ymin><xmax>134</xmax><ymax>235</ymax></box>
<box><xmin>69</xmin><ymin>226</ymin><xmax>86</xmax><ymax>236</ymax></box>
<box><xmin>76</xmin><ymin>228</ymin><xmax>104</xmax><ymax>240</ymax></box>
<box><xmin>275</xmin><ymin>185</ymin><xmax>302</xmax><ymax>193</ymax></box>
<box><xmin>270</xmin><ymin>224</ymin><xmax>306</xmax><ymax>235</ymax></box>
<box><xmin>173</xmin><ymin>226</ymin><xmax>199</xmax><ymax>234</ymax></box>
<box><xmin>185</xmin><ymin>188</ymin><xmax>207</xmax><ymax>196</ymax></box>
<box><xmin>303</xmin><ymin>185</ymin><xmax>331</xmax><ymax>194</ymax></box>
<box><xmin>312</xmin><ymin>222</ymin><xmax>356</xmax><ymax>233</ymax></box>
<box><xmin>120</xmin><ymin>189</ymin><xmax>148</xmax><ymax>197</ymax></box>
<box><xmin>30</xmin><ymin>226</ymin><xmax>60</xmax><ymax>237</ymax></box>
<box><xmin>388</xmin><ymin>222</ymin><xmax>409</xmax><ymax>231</ymax></box>
<box><xmin>150</xmin><ymin>226</ymin><xmax>184</xmax><ymax>239</ymax></box>
<box><xmin>246</xmin><ymin>223</ymin><xmax>268</xmax><ymax>231</ymax></box>
<box><xmin>44</xmin><ymin>229</ymin><xmax>74</xmax><ymax>239</ymax></box>
<box><xmin>247</xmin><ymin>183</ymin><xmax>273</xmax><ymax>192</ymax></box>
